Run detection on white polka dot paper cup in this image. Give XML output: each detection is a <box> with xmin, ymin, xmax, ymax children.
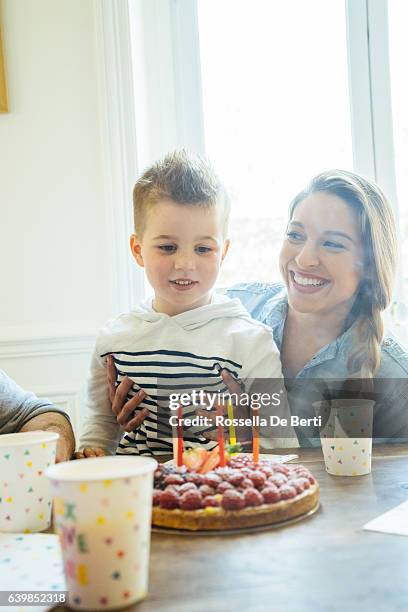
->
<box><xmin>45</xmin><ymin>456</ymin><xmax>157</xmax><ymax>610</ymax></box>
<box><xmin>0</xmin><ymin>431</ymin><xmax>59</xmax><ymax>533</ymax></box>
<box><xmin>320</xmin><ymin>436</ymin><xmax>373</xmax><ymax>476</ymax></box>
<box><xmin>314</xmin><ymin>399</ymin><xmax>374</xmax><ymax>476</ymax></box>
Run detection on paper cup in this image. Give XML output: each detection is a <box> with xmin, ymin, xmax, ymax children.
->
<box><xmin>330</xmin><ymin>399</ymin><xmax>374</xmax><ymax>439</ymax></box>
<box><xmin>314</xmin><ymin>399</ymin><xmax>374</xmax><ymax>476</ymax></box>
<box><xmin>0</xmin><ymin>431</ymin><xmax>59</xmax><ymax>532</ymax></box>
<box><xmin>320</xmin><ymin>436</ymin><xmax>373</xmax><ymax>476</ymax></box>
<box><xmin>46</xmin><ymin>456</ymin><xmax>157</xmax><ymax>610</ymax></box>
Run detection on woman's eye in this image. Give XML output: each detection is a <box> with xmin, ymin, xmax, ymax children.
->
<box><xmin>195</xmin><ymin>246</ymin><xmax>212</xmax><ymax>254</ymax></box>
<box><xmin>158</xmin><ymin>245</ymin><xmax>176</xmax><ymax>253</ymax></box>
<box><xmin>323</xmin><ymin>240</ymin><xmax>345</xmax><ymax>251</ymax></box>
<box><xmin>286</xmin><ymin>231</ymin><xmax>304</xmax><ymax>242</ymax></box>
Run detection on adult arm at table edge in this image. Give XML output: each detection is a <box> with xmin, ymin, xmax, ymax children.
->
<box><xmin>0</xmin><ymin>369</ymin><xmax>75</xmax><ymax>461</ymax></box>
<box><xmin>20</xmin><ymin>411</ymin><xmax>75</xmax><ymax>463</ymax></box>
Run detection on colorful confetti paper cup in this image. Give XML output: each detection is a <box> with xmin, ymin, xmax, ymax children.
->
<box><xmin>314</xmin><ymin>399</ymin><xmax>374</xmax><ymax>476</ymax></box>
<box><xmin>320</xmin><ymin>436</ymin><xmax>373</xmax><ymax>476</ymax></box>
<box><xmin>46</xmin><ymin>456</ymin><xmax>157</xmax><ymax>610</ymax></box>
<box><xmin>0</xmin><ymin>430</ymin><xmax>59</xmax><ymax>533</ymax></box>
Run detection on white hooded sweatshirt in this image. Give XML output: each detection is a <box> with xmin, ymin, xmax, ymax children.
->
<box><xmin>79</xmin><ymin>293</ymin><xmax>295</xmax><ymax>456</ymax></box>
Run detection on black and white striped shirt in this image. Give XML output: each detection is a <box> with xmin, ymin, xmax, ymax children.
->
<box><xmin>80</xmin><ymin>294</ymin><xmax>283</xmax><ymax>457</ymax></box>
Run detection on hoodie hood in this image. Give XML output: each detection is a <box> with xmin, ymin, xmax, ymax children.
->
<box><xmin>131</xmin><ymin>293</ymin><xmax>252</xmax><ymax>331</ymax></box>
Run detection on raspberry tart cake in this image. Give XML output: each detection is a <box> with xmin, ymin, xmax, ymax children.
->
<box><xmin>152</xmin><ymin>448</ymin><xmax>319</xmax><ymax>531</ymax></box>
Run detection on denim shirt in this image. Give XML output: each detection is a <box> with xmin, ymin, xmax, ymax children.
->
<box><xmin>226</xmin><ymin>282</ymin><xmax>408</xmax><ymax>445</ymax></box>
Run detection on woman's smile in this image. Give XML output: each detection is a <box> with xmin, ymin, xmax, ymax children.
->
<box><xmin>289</xmin><ymin>270</ymin><xmax>331</xmax><ymax>294</ymax></box>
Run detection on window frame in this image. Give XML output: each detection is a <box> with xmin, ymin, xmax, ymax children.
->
<box><xmin>107</xmin><ymin>0</ymin><xmax>404</xmax><ymax>311</ymax></box>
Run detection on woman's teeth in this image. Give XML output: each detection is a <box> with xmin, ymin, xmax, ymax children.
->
<box><xmin>173</xmin><ymin>280</ymin><xmax>194</xmax><ymax>285</ymax></box>
<box><xmin>293</xmin><ymin>273</ymin><xmax>325</xmax><ymax>286</ymax></box>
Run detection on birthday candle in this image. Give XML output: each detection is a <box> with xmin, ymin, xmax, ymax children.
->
<box><xmin>172</xmin><ymin>435</ymin><xmax>178</xmax><ymax>466</ymax></box>
<box><xmin>227</xmin><ymin>399</ymin><xmax>237</xmax><ymax>446</ymax></box>
<box><xmin>252</xmin><ymin>402</ymin><xmax>259</xmax><ymax>464</ymax></box>
<box><xmin>216</xmin><ymin>404</ymin><xmax>226</xmax><ymax>467</ymax></box>
<box><xmin>177</xmin><ymin>405</ymin><xmax>184</xmax><ymax>467</ymax></box>
<box><xmin>172</xmin><ymin>408</ymin><xmax>178</xmax><ymax>465</ymax></box>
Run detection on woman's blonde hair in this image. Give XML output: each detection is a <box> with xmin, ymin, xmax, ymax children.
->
<box><xmin>289</xmin><ymin>169</ymin><xmax>398</xmax><ymax>378</ymax></box>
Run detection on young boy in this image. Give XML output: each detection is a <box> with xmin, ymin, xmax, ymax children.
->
<box><xmin>78</xmin><ymin>151</ymin><xmax>293</xmax><ymax>457</ymax></box>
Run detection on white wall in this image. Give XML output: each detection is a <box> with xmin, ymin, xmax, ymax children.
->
<box><xmin>0</xmin><ymin>0</ymin><xmax>132</xmax><ymax>436</ymax></box>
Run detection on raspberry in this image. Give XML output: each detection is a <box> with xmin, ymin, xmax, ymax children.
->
<box><xmin>259</xmin><ymin>465</ymin><xmax>274</xmax><ymax>478</ymax></box>
<box><xmin>297</xmin><ymin>477</ymin><xmax>311</xmax><ymax>489</ymax></box>
<box><xmin>228</xmin><ymin>472</ymin><xmax>245</xmax><ymax>487</ymax></box>
<box><xmin>272</xmin><ymin>464</ymin><xmax>289</xmax><ymax>475</ymax></box>
<box><xmin>221</xmin><ymin>490</ymin><xmax>245</xmax><ymax>510</ymax></box>
<box><xmin>308</xmin><ymin>475</ymin><xmax>316</xmax><ymax>485</ymax></box>
<box><xmin>279</xmin><ymin>484</ymin><xmax>297</xmax><ymax>499</ymax></box>
<box><xmin>268</xmin><ymin>473</ymin><xmax>288</xmax><ymax>487</ymax></box>
<box><xmin>292</xmin><ymin>477</ymin><xmax>311</xmax><ymax>492</ymax></box>
<box><xmin>217</xmin><ymin>481</ymin><xmax>234</xmax><ymax>494</ymax></box>
<box><xmin>291</xmin><ymin>465</ymin><xmax>308</xmax><ymax>474</ymax></box>
<box><xmin>240</xmin><ymin>478</ymin><xmax>255</xmax><ymax>489</ymax></box>
<box><xmin>179</xmin><ymin>490</ymin><xmax>202</xmax><ymax>511</ymax></box>
<box><xmin>243</xmin><ymin>488</ymin><xmax>264</xmax><ymax>507</ymax></box>
<box><xmin>203</xmin><ymin>473</ymin><xmax>222</xmax><ymax>488</ymax></box>
<box><xmin>179</xmin><ymin>482</ymin><xmax>197</xmax><ymax>494</ymax></box>
<box><xmin>288</xmin><ymin>479</ymin><xmax>306</xmax><ymax>494</ymax></box>
<box><xmin>240</xmin><ymin>467</ymin><xmax>252</xmax><ymax>476</ymax></box>
<box><xmin>262</xmin><ymin>485</ymin><xmax>281</xmax><ymax>503</ymax></box>
<box><xmin>249</xmin><ymin>470</ymin><xmax>267</xmax><ymax>489</ymax></box>
<box><xmin>164</xmin><ymin>484</ymin><xmax>180</xmax><ymax>493</ymax></box>
<box><xmin>292</xmin><ymin>470</ymin><xmax>310</xmax><ymax>481</ymax></box>
<box><xmin>160</xmin><ymin>488</ymin><xmax>180</xmax><ymax>509</ymax></box>
<box><xmin>164</xmin><ymin>474</ymin><xmax>184</xmax><ymax>486</ymax></box>
<box><xmin>215</xmin><ymin>467</ymin><xmax>233</xmax><ymax>479</ymax></box>
<box><xmin>228</xmin><ymin>460</ymin><xmax>244</xmax><ymax>469</ymax></box>
<box><xmin>203</xmin><ymin>495</ymin><xmax>220</xmax><ymax>508</ymax></box>
<box><xmin>184</xmin><ymin>472</ymin><xmax>205</xmax><ymax>486</ymax></box>
<box><xmin>199</xmin><ymin>484</ymin><xmax>216</xmax><ymax>497</ymax></box>
<box><xmin>152</xmin><ymin>490</ymin><xmax>162</xmax><ymax>506</ymax></box>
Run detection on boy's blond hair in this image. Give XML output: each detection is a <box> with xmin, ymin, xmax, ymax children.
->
<box><xmin>133</xmin><ymin>150</ymin><xmax>230</xmax><ymax>237</ymax></box>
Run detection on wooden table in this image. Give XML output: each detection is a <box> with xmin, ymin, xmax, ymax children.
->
<box><xmin>54</xmin><ymin>446</ymin><xmax>408</xmax><ymax>612</ymax></box>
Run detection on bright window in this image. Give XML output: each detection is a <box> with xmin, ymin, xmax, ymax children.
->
<box><xmin>389</xmin><ymin>0</ymin><xmax>408</xmax><ymax>302</ymax></box>
<box><xmin>197</xmin><ymin>0</ymin><xmax>353</xmax><ymax>286</ymax></box>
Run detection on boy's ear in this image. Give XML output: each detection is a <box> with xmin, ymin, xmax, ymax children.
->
<box><xmin>220</xmin><ymin>239</ymin><xmax>230</xmax><ymax>263</ymax></box>
<box><xmin>130</xmin><ymin>234</ymin><xmax>144</xmax><ymax>267</ymax></box>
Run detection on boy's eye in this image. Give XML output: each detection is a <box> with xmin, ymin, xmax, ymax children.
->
<box><xmin>195</xmin><ymin>245</ymin><xmax>212</xmax><ymax>254</ymax></box>
<box><xmin>286</xmin><ymin>231</ymin><xmax>304</xmax><ymax>242</ymax></box>
<box><xmin>158</xmin><ymin>244</ymin><xmax>177</xmax><ymax>253</ymax></box>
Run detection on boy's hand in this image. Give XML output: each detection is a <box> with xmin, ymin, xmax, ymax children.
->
<box><xmin>195</xmin><ymin>370</ymin><xmax>251</xmax><ymax>443</ymax></box>
<box><xmin>74</xmin><ymin>447</ymin><xmax>106</xmax><ymax>459</ymax></box>
<box><xmin>107</xmin><ymin>355</ymin><xmax>149</xmax><ymax>432</ymax></box>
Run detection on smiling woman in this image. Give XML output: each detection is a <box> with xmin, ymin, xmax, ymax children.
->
<box><xmin>283</xmin><ymin>170</ymin><xmax>397</xmax><ymax>379</ymax></box>
<box><xmin>227</xmin><ymin>170</ymin><xmax>408</xmax><ymax>446</ymax></box>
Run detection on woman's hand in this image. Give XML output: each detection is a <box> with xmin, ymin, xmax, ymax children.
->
<box><xmin>196</xmin><ymin>370</ymin><xmax>252</xmax><ymax>444</ymax></box>
<box><xmin>107</xmin><ymin>355</ymin><xmax>149</xmax><ymax>432</ymax></box>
